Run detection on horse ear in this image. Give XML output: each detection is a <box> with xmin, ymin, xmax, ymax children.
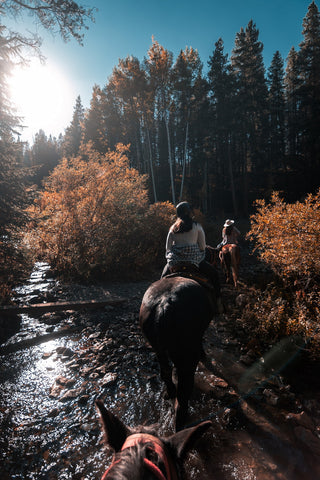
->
<box><xmin>165</xmin><ymin>420</ymin><xmax>212</xmax><ymax>460</ymax></box>
<box><xmin>95</xmin><ymin>400</ymin><xmax>130</xmax><ymax>452</ymax></box>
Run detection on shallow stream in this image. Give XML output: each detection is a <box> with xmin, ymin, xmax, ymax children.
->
<box><xmin>1</xmin><ymin>263</ymin><xmax>319</xmax><ymax>479</ymax></box>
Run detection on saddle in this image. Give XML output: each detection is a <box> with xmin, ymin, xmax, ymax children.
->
<box><xmin>164</xmin><ymin>263</ymin><xmax>216</xmax><ymax>293</ymax></box>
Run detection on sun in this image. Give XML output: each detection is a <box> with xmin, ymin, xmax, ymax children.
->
<box><xmin>9</xmin><ymin>58</ymin><xmax>76</xmax><ymax>142</ymax></box>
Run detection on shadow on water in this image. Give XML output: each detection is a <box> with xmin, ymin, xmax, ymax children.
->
<box><xmin>1</xmin><ymin>263</ymin><xmax>320</xmax><ymax>479</ymax></box>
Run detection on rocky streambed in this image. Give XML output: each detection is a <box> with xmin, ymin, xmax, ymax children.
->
<box><xmin>0</xmin><ymin>256</ymin><xmax>320</xmax><ymax>479</ymax></box>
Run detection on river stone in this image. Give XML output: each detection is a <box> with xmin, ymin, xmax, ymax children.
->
<box><xmin>59</xmin><ymin>388</ymin><xmax>82</xmax><ymax>402</ymax></box>
<box><xmin>286</xmin><ymin>411</ymin><xmax>315</xmax><ymax>430</ymax></box>
<box><xmin>49</xmin><ymin>383</ymin><xmax>63</xmax><ymax>398</ymax></box>
<box><xmin>56</xmin><ymin>347</ymin><xmax>74</xmax><ymax>357</ymax></box>
<box><xmin>55</xmin><ymin>376</ymin><xmax>76</xmax><ymax>387</ymax></box>
<box><xmin>263</xmin><ymin>388</ymin><xmax>279</xmax><ymax>405</ymax></box>
<box><xmin>101</xmin><ymin>372</ymin><xmax>118</xmax><ymax>387</ymax></box>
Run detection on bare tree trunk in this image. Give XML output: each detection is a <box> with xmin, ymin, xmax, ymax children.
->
<box><xmin>228</xmin><ymin>135</ymin><xmax>238</xmax><ymax>216</ymax></box>
<box><xmin>147</xmin><ymin>127</ymin><xmax>157</xmax><ymax>203</ymax></box>
<box><xmin>165</xmin><ymin>116</ymin><xmax>176</xmax><ymax>205</ymax></box>
<box><xmin>179</xmin><ymin>121</ymin><xmax>189</xmax><ymax>202</ymax></box>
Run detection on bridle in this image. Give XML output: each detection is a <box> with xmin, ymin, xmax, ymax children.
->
<box><xmin>101</xmin><ymin>433</ymin><xmax>179</xmax><ymax>480</ymax></box>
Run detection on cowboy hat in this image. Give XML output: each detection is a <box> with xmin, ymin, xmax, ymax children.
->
<box><xmin>224</xmin><ymin>219</ymin><xmax>234</xmax><ymax>227</ymax></box>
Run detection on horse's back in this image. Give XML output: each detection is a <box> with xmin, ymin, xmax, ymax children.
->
<box><xmin>139</xmin><ymin>276</ymin><xmax>213</xmax><ymax>351</ymax></box>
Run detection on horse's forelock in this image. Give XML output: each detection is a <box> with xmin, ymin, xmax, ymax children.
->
<box><xmin>104</xmin><ymin>443</ymin><xmax>160</xmax><ymax>480</ymax></box>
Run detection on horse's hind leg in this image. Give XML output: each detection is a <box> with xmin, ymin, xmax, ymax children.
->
<box><xmin>156</xmin><ymin>350</ymin><xmax>176</xmax><ymax>399</ymax></box>
<box><xmin>175</xmin><ymin>358</ymin><xmax>198</xmax><ymax>431</ymax></box>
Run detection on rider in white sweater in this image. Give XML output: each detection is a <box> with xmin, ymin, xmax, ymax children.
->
<box><xmin>161</xmin><ymin>202</ymin><xmax>223</xmax><ymax>311</ymax></box>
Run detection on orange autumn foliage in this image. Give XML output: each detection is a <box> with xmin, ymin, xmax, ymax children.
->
<box><xmin>247</xmin><ymin>190</ymin><xmax>320</xmax><ymax>281</ymax></box>
<box><xmin>25</xmin><ymin>144</ymin><xmax>175</xmax><ymax>279</ymax></box>
<box><xmin>244</xmin><ymin>190</ymin><xmax>320</xmax><ymax>359</ymax></box>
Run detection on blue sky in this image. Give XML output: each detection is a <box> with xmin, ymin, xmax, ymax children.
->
<box><xmin>7</xmin><ymin>0</ymin><xmax>317</xmax><ymax>142</ymax></box>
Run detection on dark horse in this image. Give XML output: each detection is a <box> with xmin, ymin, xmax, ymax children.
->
<box><xmin>219</xmin><ymin>244</ymin><xmax>240</xmax><ymax>288</ymax></box>
<box><xmin>96</xmin><ymin>399</ymin><xmax>211</xmax><ymax>480</ymax></box>
<box><xmin>139</xmin><ymin>274</ymin><xmax>216</xmax><ymax>431</ymax></box>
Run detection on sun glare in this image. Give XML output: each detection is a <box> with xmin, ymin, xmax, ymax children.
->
<box><xmin>9</xmin><ymin>59</ymin><xmax>75</xmax><ymax>142</ymax></box>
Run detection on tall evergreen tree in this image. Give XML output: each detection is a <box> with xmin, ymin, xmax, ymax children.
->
<box><xmin>30</xmin><ymin>130</ymin><xmax>60</xmax><ymax>185</ymax></box>
<box><xmin>208</xmin><ymin>38</ymin><xmax>237</xmax><ymax>214</ymax></box>
<box><xmin>82</xmin><ymin>85</ymin><xmax>108</xmax><ymax>153</ymax></box>
<box><xmin>231</xmin><ymin>20</ymin><xmax>268</xmax><ymax>214</ymax></box>
<box><xmin>267</xmin><ymin>50</ymin><xmax>285</xmax><ymax>171</ymax></box>
<box><xmin>284</xmin><ymin>46</ymin><xmax>301</xmax><ymax>165</ymax></box>
<box><xmin>298</xmin><ymin>1</ymin><xmax>320</xmax><ymax>177</ymax></box>
<box><xmin>61</xmin><ymin>95</ymin><xmax>84</xmax><ymax>157</ymax></box>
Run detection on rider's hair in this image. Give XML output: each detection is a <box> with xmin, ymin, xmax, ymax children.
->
<box><xmin>171</xmin><ymin>201</ymin><xmax>194</xmax><ymax>233</ymax></box>
<box><xmin>171</xmin><ymin>215</ymin><xmax>194</xmax><ymax>233</ymax></box>
<box><xmin>225</xmin><ymin>224</ymin><xmax>233</xmax><ymax>236</ymax></box>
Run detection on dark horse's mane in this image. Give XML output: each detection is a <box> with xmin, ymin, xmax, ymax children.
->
<box><xmin>105</xmin><ymin>444</ymin><xmax>146</xmax><ymax>479</ymax></box>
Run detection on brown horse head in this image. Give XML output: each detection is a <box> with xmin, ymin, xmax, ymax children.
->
<box><xmin>95</xmin><ymin>399</ymin><xmax>211</xmax><ymax>480</ymax></box>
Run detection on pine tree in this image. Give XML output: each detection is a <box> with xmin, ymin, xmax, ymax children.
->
<box><xmin>208</xmin><ymin>38</ymin><xmax>237</xmax><ymax>214</ymax></box>
<box><xmin>30</xmin><ymin>130</ymin><xmax>60</xmax><ymax>185</ymax></box>
<box><xmin>284</xmin><ymin>46</ymin><xmax>301</xmax><ymax>164</ymax></box>
<box><xmin>61</xmin><ymin>95</ymin><xmax>84</xmax><ymax>157</ymax></box>
<box><xmin>82</xmin><ymin>85</ymin><xmax>108</xmax><ymax>153</ymax></box>
<box><xmin>231</xmin><ymin>20</ymin><xmax>268</xmax><ymax>214</ymax></box>
<box><xmin>298</xmin><ymin>1</ymin><xmax>320</xmax><ymax>176</ymax></box>
<box><xmin>267</xmin><ymin>51</ymin><xmax>285</xmax><ymax>171</ymax></box>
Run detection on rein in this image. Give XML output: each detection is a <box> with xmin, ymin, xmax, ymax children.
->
<box><xmin>101</xmin><ymin>433</ymin><xmax>178</xmax><ymax>480</ymax></box>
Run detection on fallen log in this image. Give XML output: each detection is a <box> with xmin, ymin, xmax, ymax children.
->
<box><xmin>0</xmin><ymin>297</ymin><xmax>126</xmax><ymax>315</ymax></box>
<box><xmin>0</xmin><ymin>327</ymin><xmax>81</xmax><ymax>355</ymax></box>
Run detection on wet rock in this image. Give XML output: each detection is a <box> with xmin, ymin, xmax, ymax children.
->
<box><xmin>286</xmin><ymin>411</ymin><xmax>315</xmax><ymax>430</ymax></box>
<box><xmin>88</xmin><ymin>332</ymin><xmax>102</xmax><ymax>340</ymax></box>
<box><xmin>294</xmin><ymin>426</ymin><xmax>320</xmax><ymax>455</ymax></box>
<box><xmin>81</xmin><ymin>422</ymin><xmax>97</xmax><ymax>432</ymax></box>
<box><xmin>81</xmin><ymin>366</ymin><xmax>95</xmax><ymax>377</ymax></box>
<box><xmin>49</xmin><ymin>383</ymin><xmax>63</xmax><ymax>398</ymax></box>
<box><xmin>56</xmin><ymin>347</ymin><xmax>74</xmax><ymax>357</ymax></box>
<box><xmin>42</xmin><ymin>352</ymin><xmax>53</xmax><ymax>359</ymax></box>
<box><xmin>55</xmin><ymin>376</ymin><xmax>76</xmax><ymax>387</ymax></box>
<box><xmin>68</xmin><ymin>363</ymin><xmax>81</xmax><ymax>371</ymax></box>
<box><xmin>59</xmin><ymin>388</ymin><xmax>82</xmax><ymax>402</ymax></box>
<box><xmin>95</xmin><ymin>365</ymin><xmax>108</xmax><ymax>376</ymax></box>
<box><xmin>207</xmin><ymin>375</ymin><xmax>229</xmax><ymax>389</ymax></box>
<box><xmin>101</xmin><ymin>372</ymin><xmax>118</xmax><ymax>387</ymax></box>
<box><xmin>40</xmin><ymin>313</ymin><xmax>65</xmax><ymax>325</ymax></box>
<box><xmin>263</xmin><ymin>388</ymin><xmax>279</xmax><ymax>405</ymax></box>
<box><xmin>48</xmin><ymin>408</ymin><xmax>60</xmax><ymax>418</ymax></box>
